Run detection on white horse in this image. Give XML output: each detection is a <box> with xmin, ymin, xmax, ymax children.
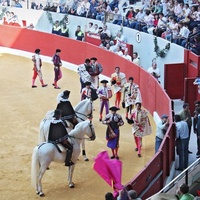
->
<box><xmin>39</xmin><ymin>98</ymin><xmax>93</xmax><ymax>161</ymax></box>
<box><xmin>31</xmin><ymin>120</ymin><xmax>96</xmax><ymax>197</ymax></box>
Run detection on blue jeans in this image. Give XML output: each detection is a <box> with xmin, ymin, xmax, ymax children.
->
<box><xmin>155</xmin><ymin>136</ymin><xmax>163</xmax><ymax>153</ymax></box>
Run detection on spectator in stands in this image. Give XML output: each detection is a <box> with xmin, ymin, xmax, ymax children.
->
<box><xmin>109</xmin><ymin>41</ymin><xmax>116</xmax><ymax>52</ymax></box>
<box><xmin>8</xmin><ymin>11</ymin><xmax>19</xmax><ymax>24</ymax></box>
<box><xmin>123</xmin><ymin>7</ymin><xmax>136</xmax><ymax>27</ymax></box>
<box><xmin>176</xmin><ymin>183</ymin><xmax>194</xmax><ymax>200</ymax></box>
<box><xmin>87</xmin><ymin>0</ymin><xmax>98</xmax><ymax>19</ymax></box>
<box><xmin>52</xmin><ymin>20</ymin><xmax>61</xmax><ymax>35</ymax></box>
<box><xmin>174</xmin><ymin>115</ymin><xmax>189</xmax><ymax>171</ymax></box>
<box><xmin>141</xmin><ymin>9</ymin><xmax>154</xmax><ymax>33</ymax></box>
<box><xmin>60</xmin><ymin>24</ymin><xmax>69</xmax><ymax>37</ymax></box>
<box><xmin>152</xmin><ymin>0</ymin><xmax>162</xmax><ymax>14</ymax></box>
<box><xmin>58</xmin><ymin>0</ymin><xmax>69</xmax><ymax>13</ymax></box>
<box><xmin>155</xmin><ymin>114</ymin><xmax>169</xmax><ymax>153</ymax></box>
<box><xmin>189</xmin><ymin>36</ymin><xmax>200</xmax><ymax>55</ymax></box>
<box><xmin>115</xmin><ymin>45</ymin><xmax>123</xmax><ymax>57</ymax></box>
<box><xmin>75</xmin><ymin>25</ymin><xmax>84</xmax><ymax>41</ymax></box>
<box><xmin>181</xmin><ymin>27</ymin><xmax>199</xmax><ymax>48</ymax></box>
<box><xmin>162</xmin><ymin>0</ymin><xmax>170</xmax><ymax>17</ymax></box>
<box><xmin>90</xmin><ymin>23</ymin><xmax>99</xmax><ymax>34</ymax></box>
<box><xmin>96</xmin><ymin>1</ymin><xmax>112</xmax><ymax>22</ymax></box>
<box><xmin>14</xmin><ymin>0</ymin><xmax>22</xmax><ymax>8</ymax></box>
<box><xmin>27</xmin><ymin>23</ymin><xmax>35</xmax><ymax>30</ymax></box>
<box><xmin>114</xmin><ymin>30</ymin><xmax>127</xmax><ymax>49</ymax></box>
<box><xmin>165</xmin><ymin>17</ymin><xmax>179</xmax><ymax>42</ymax></box>
<box><xmin>112</xmin><ymin>7</ymin><xmax>123</xmax><ymax>25</ymax></box>
<box><xmin>68</xmin><ymin>0</ymin><xmax>79</xmax><ymax>15</ymax></box>
<box><xmin>179</xmin><ymin>103</ymin><xmax>193</xmax><ymax>153</ymax></box>
<box><xmin>100</xmin><ymin>25</ymin><xmax>111</xmax><ymax>44</ymax></box>
<box><xmin>85</xmin><ymin>22</ymin><xmax>94</xmax><ymax>34</ymax></box>
<box><xmin>129</xmin><ymin>8</ymin><xmax>145</xmax><ymax>30</ymax></box>
<box><xmin>100</xmin><ymin>36</ymin><xmax>111</xmax><ymax>48</ymax></box>
<box><xmin>132</xmin><ymin>52</ymin><xmax>140</xmax><ymax>66</ymax></box>
<box><xmin>147</xmin><ymin>59</ymin><xmax>161</xmax><ymax>82</ymax></box>
<box><xmin>188</xmin><ymin>5</ymin><xmax>200</xmax><ymax>31</ymax></box>
<box><xmin>109</xmin><ymin>0</ymin><xmax>119</xmax><ymax>11</ymax></box>
<box><xmin>77</xmin><ymin>0</ymin><xmax>90</xmax><ymax>17</ymax></box>
<box><xmin>123</xmin><ymin>48</ymin><xmax>132</xmax><ymax>61</ymax></box>
<box><xmin>173</xmin><ymin>22</ymin><xmax>190</xmax><ymax>45</ymax></box>
<box><xmin>153</xmin><ymin>13</ymin><xmax>168</xmax><ymax>37</ymax></box>
<box><xmin>173</xmin><ymin>0</ymin><xmax>182</xmax><ymax>19</ymax></box>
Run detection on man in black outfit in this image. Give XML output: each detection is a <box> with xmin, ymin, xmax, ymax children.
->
<box><xmin>48</xmin><ymin>109</ymin><xmax>74</xmax><ymax>166</ymax></box>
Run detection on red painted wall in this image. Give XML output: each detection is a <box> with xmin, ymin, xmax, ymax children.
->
<box><xmin>0</xmin><ymin>25</ymin><xmax>171</xmax><ymax>117</ymax></box>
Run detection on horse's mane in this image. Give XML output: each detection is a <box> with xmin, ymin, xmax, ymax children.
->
<box><xmin>69</xmin><ymin>120</ymin><xmax>89</xmax><ymax>137</ymax></box>
<box><xmin>45</xmin><ymin>110</ymin><xmax>54</xmax><ymax>120</ymax></box>
<box><xmin>74</xmin><ymin>99</ymin><xmax>89</xmax><ymax>112</ymax></box>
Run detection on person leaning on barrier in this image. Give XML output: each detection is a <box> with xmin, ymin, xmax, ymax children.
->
<box><xmin>176</xmin><ymin>183</ymin><xmax>194</xmax><ymax>200</ymax></box>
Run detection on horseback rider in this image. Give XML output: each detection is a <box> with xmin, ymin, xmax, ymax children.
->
<box><xmin>56</xmin><ymin>90</ymin><xmax>79</xmax><ymax>127</ymax></box>
<box><xmin>48</xmin><ymin>109</ymin><xmax>74</xmax><ymax>166</ymax></box>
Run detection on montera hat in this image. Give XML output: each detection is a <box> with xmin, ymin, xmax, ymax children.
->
<box><xmin>90</xmin><ymin>57</ymin><xmax>97</xmax><ymax>61</ymax></box>
<box><xmin>109</xmin><ymin>106</ymin><xmax>120</xmax><ymax>111</ymax></box>
<box><xmin>100</xmin><ymin>80</ymin><xmax>108</xmax><ymax>84</ymax></box>
<box><xmin>56</xmin><ymin>49</ymin><xmax>61</xmax><ymax>53</ymax></box>
<box><xmin>35</xmin><ymin>48</ymin><xmax>40</xmax><ymax>54</ymax></box>
<box><xmin>128</xmin><ymin>190</ymin><xmax>137</xmax><ymax>199</ymax></box>
<box><xmin>62</xmin><ymin>90</ymin><xmax>70</xmax><ymax>99</ymax></box>
<box><xmin>84</xmin><ymin>81</ymin><xmax>92</xmax><ymax>86</ymax></box>
<box><xmin>161</xmin><ymin>114</ymin><xmax>169</xmax><ymax>119</ymax></box>
<box><xmin>54</xmin><ymin>109</ymin><xmax>61</xmax><ymax>118</ymax></box>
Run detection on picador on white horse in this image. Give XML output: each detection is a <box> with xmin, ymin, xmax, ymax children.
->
<box><xmin>56</xmin><ymin>90</ymin><xmax>79</xmax><ymax>128</ymax></box>
<box><xmin>48</xmin><ymin>109</ymin><xmax>74</xmax><ymax>166</ymax></box>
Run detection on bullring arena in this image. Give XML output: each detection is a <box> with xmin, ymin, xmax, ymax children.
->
<box><xmin>0</xmin><ymin>52</ymin><xmax>156</xmax><ymax>199</ymax></box>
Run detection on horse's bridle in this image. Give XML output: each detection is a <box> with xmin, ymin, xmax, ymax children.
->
<box><xmin>75</xmin><ymin>99</ymin><xmax>93</xmax><ymax>121</ymax></box>
<box><xmin>68</xmin><ymin>121</ymin><xmax>95</xmax><ymax>141</ymax></box>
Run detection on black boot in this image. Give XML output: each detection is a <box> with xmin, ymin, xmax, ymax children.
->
<box><xmin>65</xmin><ymin>150</ymin><xmax>74</xmax><ymax>166</ymax></box>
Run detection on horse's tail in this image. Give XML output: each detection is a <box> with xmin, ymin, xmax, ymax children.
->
<box><xmin>31</xmin><ymin>146</ymin><xmax>40</xmax><ymax>189</ymax></box>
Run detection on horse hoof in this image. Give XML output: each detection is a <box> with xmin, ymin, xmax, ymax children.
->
<box><xmin>69</xmin><ymin>183</ymin><xmax>75</xmax><ymax>188</ymax></box>
<box><xmin>39</xmin><ymin>192</ymin><xmax>45</xmax><ymax>197</ymax></box>
<box><xmin>36</xmin><ymin>191</ymin><xmax>40</xmax><ymax>195</ymax></box>
<box><xmin>84</xmin><ymin>158</ymin><xmax>89</xmax><ymax>161</ymax></box>
<box><xmin>47</xmin><ymin>167</ymin><xmax>50</xmax><ymax>170</ymax></box>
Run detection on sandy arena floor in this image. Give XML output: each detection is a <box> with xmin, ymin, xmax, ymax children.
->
<box><xmin>0</xmin><ymin>53</ymin><xmax>155</xmax><ymax>200</ymax></box>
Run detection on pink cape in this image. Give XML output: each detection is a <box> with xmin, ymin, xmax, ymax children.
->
<box><xmin>93</xmin><ymin>151</ymin><xmax>123</xmax><ymax>196</ymax></box>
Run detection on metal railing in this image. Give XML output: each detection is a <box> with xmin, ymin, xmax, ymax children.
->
<box><xmin>147</xmin><ymin>158</ymin><xmax>200</xmax><ymax>199</ymax></box>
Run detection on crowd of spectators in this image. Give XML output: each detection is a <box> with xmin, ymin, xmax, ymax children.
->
<box><xmin>2</xmin><ymin>0</ymin><xmax>200</xmax><ymax>55</ymax></box>
<box><xmin>30</xmin><ymin>0</ymin><xmax>200</xmax><ymax>55</ymax></box>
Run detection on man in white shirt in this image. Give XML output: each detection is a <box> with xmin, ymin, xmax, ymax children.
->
<box><xmin>132</xmin><ymin>52</ymin><xmax>140</xmax><ymax>66</ymax></box>
<box><xmin>174</xmin><ymin>21</ymin><xmax>190</xmax><ymax>45</ymax></box>
<box><xmin>155</xmin><ymin>114</ymin><xmax>169</xmax><ymax>153</ymax></box>
<box><xmin>123</xmin><ymin>48</ymin><xmax>132</xmax><ymax>61</ymax></box>
<box><xmin>174</xmin><ymin>114</ymin><xmax>189</xmax><ymax>171</ymax></box>
<box><xmin>147</xmin><ymin>60</ymin><xmax>161</xmax><ymax>82</ymax></box>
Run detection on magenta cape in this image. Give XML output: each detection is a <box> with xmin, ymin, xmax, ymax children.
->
<box><xmin>93</xmin><ymin>151</ymin><xmax>123</xmax><ymax>191</ymax></box>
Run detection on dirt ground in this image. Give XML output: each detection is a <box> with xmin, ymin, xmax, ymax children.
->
<box><xmin>0</xmin><ymin>53</ymin><xmax>155</xmax><ymax>200</ymax></box>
